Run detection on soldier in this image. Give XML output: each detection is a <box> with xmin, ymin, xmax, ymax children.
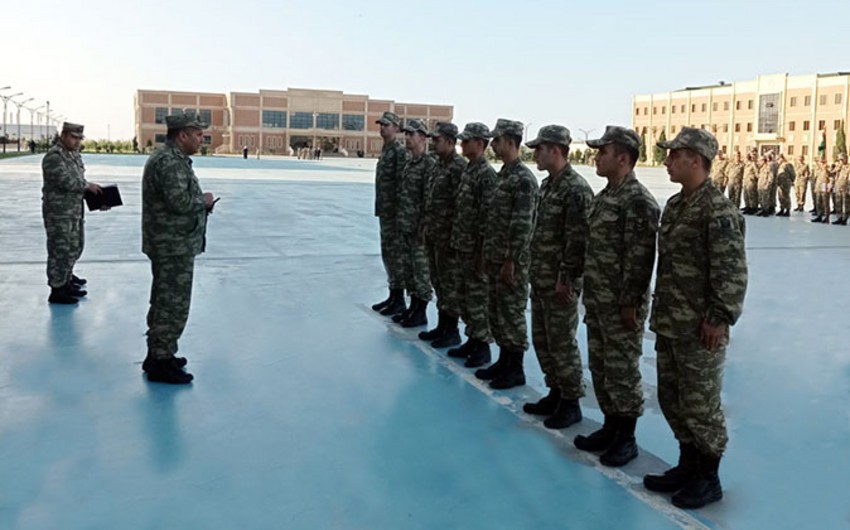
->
<box><xmin>571</xmin><ymin>126</ymin><xmax>659</xmax><ymax>467</ymax></box>
<box><xmin>831</xmin><ymin>153</ymin><xmax>849</xmax><ymax>225</ymax></box>
<box><xmin>520</xmin><ymin>125</ymin><xmax>592</xmax><ymax>428</ymax></box>
<box><xmin>793</xmin><ymin>154</ymin><xmax>810</xmax><ymax>212</ymax></box>
<box><xmin>812</xmin><ymin>157</ymin><xmax>832</xmax><ymax>223</ymax></box>
<box><xmin>392</xmin><ymin>119</ymin><xmax>434</xmax><ymax>328</ymax></box>
<box><xmin>446</xmin><ymin>123</ymin><xmax>497</xmax><ymax>368</ymax></box>
<box><xmin>725</xmin><ymin>150</ymin><xmax>744</xmax><ymax>209</ymax></box>
<box><xmin>756</xmin><ymin>154</ymin><xmax>775</xmax><ymax>216</ymax></box>
<box><xmin>418</xmin><ymin>122</ymin><xmax>466</xmax><ymax>347</ymax></box>
<box><xmin>141</xmin><ymin>111</ymin><xmax>216</xmax><ymax>384</ymax></box>
<box><xmin>710</xmin><ymin>150</ymin><xmax>728</xmax><ymax>194</ymax></box>
<box><xmin>742</xmin><ymin>152</ymin><xmax>759</xmax><ymax>214</ymax></box>
<box><xmin>474</xmin><ymin>119</ymin><xmax>538</xmax><ymax>389</ymax></box>
<box><xmin>644</xmin><ymin>127</ymin><xmax>747</xmax><ymax>509</ymax></box>
<box><xmin>41</xmin><ymin>122</ymin><xmax>108</xmax><ymax>304</ymax></box>
<box><xmin>371</xmin><ymin>111</ymin><xmax>409</xmax><ymax>317</ymax></box>
<box><xmin>775</xmin><ymin>153</ymin><xmax>795</xmax><ymax>217</ymax></box>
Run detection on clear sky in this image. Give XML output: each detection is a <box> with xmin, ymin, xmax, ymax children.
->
<box><xmin>4</xmin><ymin>0</ymin><xmax>850</xmax><ymax>141</ymax></box>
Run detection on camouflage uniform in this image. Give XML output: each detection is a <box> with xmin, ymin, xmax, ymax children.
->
<box><xmin>710</xmin><ymin>155</ymin><xmax>728</xmax><ymax>194</ymax></box>
<box><xmin>41</xmin><ymin>130</ymin><xmax>87</xmax><ymax>289</ymax></box>
<box><xmin>398</xmin><ymin>144</ymin><xmax>435</xmax><ymax>302</ymax></box>
<box><xmin>814</xmin><ymin>161</ymin><xmax>833</xmax><ymax>219</ymax></box>
<box><xmin>725</xmin><ymin>157</ymin><xmax>744</xmax><ymax>208</ymax></box>
<box><xmin>757</xmin><ymin>160</ymin><xmax>775</xmax><ymax>214</ymax></box>
<box><xmin>142</xmin><ymin>116</ymin><xmax>210</xmax><ymax>361</ymax></box>
<box><xmin>424</xmin><ymin>127</ymin><xmax>466</xmax><ymax>317</ymax></box>
<box><xmin>584</xmin><ymin>169</ymin><xmax>659</xmax><ymax>418</ymax></box>
<box><xmin>834</xmin><ymin>159</ymin><xmax>850</xmax><ymax>220</ymax></box>
<box><xmin>375</xmin><ymin>128</ymin><xmax>409</xmax><ymax>290</ymax></box>
<box><xmin>793</xmin><ymin>158</ymin><xmax>810</xmax><ymax>210</ymax></box>
<box><xmin>743</xmin><ymin>159</ymin><xmax>759</xmax><ymax>211</ymax></box>
<box><xmin>529</xmin><ymin>151</ymin><xmax>592</xmax><ymax>400</ymax></box>
<box><xmin>652</xmin><ymin>129</ymin><xmax>748</xmax><ymax>458</ymax></box>
<box><xmin>776</xmin><ymin>159</ymin><xmax>795</xmax><ymax>213</ymax></box>
<box><xmin>450</xmin><ymin>126</ymin><xmax>497</xmax><ymax>342</ymax></box>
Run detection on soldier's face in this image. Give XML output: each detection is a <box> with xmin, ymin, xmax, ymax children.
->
<box><xmin>178</xmin><ymin>128</ymin><xmax>204</xmax><ymax>155</ymax></box>
<box><xmin>379</xmin><ymin>122</ymin><xmax>398</xmax><ymax>140</ymax></box>
<box><xmin>594</xmin><ymin>144</ymin><xmax>619</xmax><ymax>178</ymax></box>
<box><xmin>404</xmin><ymin>131</ymin><xmax>425</xmax><ymax>151</ymax></box>
<box><xmin>433</xmin><ymin>136</ymin><xmax>456</xmax><ymax>157</ymax></box>
<box><xmin>532</xmin><ymin>145</ymin><xmax>551</xmax><ymax>171</ymax></box>
<box><xmin>664</xmin><ymin>148</ymin><xmax>698</xmax><ymax>183</ymax></box>
<box><xmin>60</xmin><ymin>133</ymin><xmax>82</xmax><ymax>152</ymax></box>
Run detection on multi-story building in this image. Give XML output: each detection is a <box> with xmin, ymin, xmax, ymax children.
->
<box><xmin>135</xmin><ymin>87</ymin><xmax>453</xmax><ymax>157</ymax></box>
<box><xmin>633</xmin><ymin>72</ymin><xmax>850</xmax><ymax>163</ymax></box>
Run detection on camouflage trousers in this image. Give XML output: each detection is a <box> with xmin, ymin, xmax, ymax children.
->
<box><xmin>656</xmin><ymin>335</ymin><xmax>728</xmax><ymax>457</ymax></box>
<box><xmin>794</xmin><ymin>178</ymin><xmax>808</xmax><ymax>209</ymax></box>
<box><xmin>44</xmin><ymin>216</ymin><xmax>84</xmax><ymax>288</ymax></box>
<box><xmin>486</xmin><ymin>262</ymin><xmax>529</xmax><ymax>351</ymax></box>
<box><xmin>531</xmin><ymin>287</ymin><xmax>584</xmax><ymax>399</ymax></box>
<box><xmin>456</xmin><ymin>251</ymin><xmax>491</xmax><ymax>342</ymax></box>
<box><xmin>758</xmin><ymin>185</ymin><xmax>776</xmax><ymax>212</ymax></box>
<box><xmin>379</xmin><ymin>216</ymin><xmax>405</xmax><ymax>290</ymax></box>
<box><xmin>400</xmin><ymin>232</ymin><xmax>432</xmax><ymax>301</ymax></box>
<box><xmin>427</xmin><ymin>240</ymin><xmax>462</xmax><ymax>316</ymax></box>
<box><xmin>815</xmin><ymin>191</ymin><xmax>828</xmax><ymax>217</ymax></box>
<box><xmin>711</xmin><ymin>175</ymin><xmax>727</xmax><ymax>194</ymax></box>
<box><xmin>586</xmin><ymin>309</ymin><xmax>645</xmax><ymax>417</ymax></box>
<box><xmin>777</xmin><ymin>181</ymin><xmax>792</xmax><ymax>210</ymax></box>
<box><xmin>810</xmin><ymin>179</ymin><xmax>818</xmax><ymax>208</ymax></box>
<box><xmin>146</xmin><ymin>255</ymin><xmax>196</xmax><ymax>359</ymax></box>
<box><xmin>727</xmin><ymin>178</ymin><xmax>743</xmax><ymax>209</ymax></box>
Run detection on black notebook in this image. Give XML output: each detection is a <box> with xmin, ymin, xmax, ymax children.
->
<box><xmin>84</xmin><ymin>185</ymin><xmax>123</xmax><ymax>211</ymax></box>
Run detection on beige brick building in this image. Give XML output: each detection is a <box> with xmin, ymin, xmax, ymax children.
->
<box><xmin>633</xmin><ymin>72</ymin><xmax>850</xmax><ymax>163</ymax></box>
<box><xmin>134</xmin><ymin>88</ymin><xmax>453</xmax><ymax>157</ymax></box>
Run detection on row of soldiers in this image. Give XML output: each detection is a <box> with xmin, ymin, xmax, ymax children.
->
<box><xmin>371</xmin><ymin>112</ymin><xmax>747</xmax><ymax>510</ymax></box>
<box><xmin>709</xmin><ymin>148</ymin><xmax>850</xmax><ymax>223</ymax></box>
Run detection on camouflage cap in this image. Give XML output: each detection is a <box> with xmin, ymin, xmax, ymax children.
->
<box><xmin>491</xmin><ymin>118</ymin><xmax>524</xmax><ymax>138</ymax></box>
<box><xmin>428</xmin><ymin>122</ymin><xmax>459</xmax><ymax>139</ymax></box>
<box><xmin>402</xmin><ymin>119</ymin><xmax>429</xmax><ymax>135</ymax></box>
<box><xmin>586</xmin><ymin>125</ymin><xmax>640</xmax><ymax>151</ymax></box>
<box><xmin>656</xmin><ymin>126</ymin><xmax>718</xmax><ymax>161</ymax></box>
<box><xmin>457</xmin><ymin>122</ymin><xmax>492</xmax><ymax>140</ymax></box>
<box><xmin>526</xmin><ymin>125</ymin><xmax>571</xmax><ymax>148</ymax></box>
<box><xmin>61</xmin><ymin>122</ymin><xmax>85</xmax><ymax>138</ymax></box>
<box><xmin>165</xmin><ymin>110</ymin><xmax>208</xmax><ymax>132</ymax></box>
<box><xmin>375</xmin><ymin>111</ymin><xmax>401</xmax><ymax>127</ymax></box>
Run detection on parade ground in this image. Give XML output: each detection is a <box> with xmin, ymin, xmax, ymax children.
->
<box><xmin>0</xmin><ymin>154</ymin><xmax>848</xmax><ymax>529</ymax></box>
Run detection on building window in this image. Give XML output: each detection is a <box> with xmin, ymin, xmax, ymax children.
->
<box><xmin>672</xmin><ymin>105</ymin><xmax>676</xmax><ymax>114</ymax></box>
<box><xmin>802</xmin><ymin>145</ymin><xmax>808</xmax><ymax>156</ymax></box>
<box><xmin>736</xmin><ymin>101</ymin><xmax>741</xmax><ymax>110</ymax></box>
<box><xmin>342</xmin><ymin>114</ymin><xmax>365</xmax><ymax>131</ymax></box>
<box><xmin>818</xmin><ymin>120</ymin><xmax>826</xmax><ymax>130</ymax></box>
<box><xmin>804</xmin><ymin>95</ymin><xmax>811</xmax><ymax>106</ymax></box>
<box><xmin>788</xmin><ymin>145</ymin><xmax>794</xmax><ymax>155</ymax></box>
<box><xmin>748</xmin><ymin>100</ymin><xmax>753</xmax><ymax>110</ymax></box>
<box><xmin>262</xmin><ymin>110</ymin><xmax>287</xmax><ymax>128</ymax></box>
<box><xmin>758</xmin><ymin>93</ymin><xmax>780</xmax><ymax>134</ymax></box>
<box><xmin>819</xmin><ymin>95</ymin><xmax>827</xmax><ymax>105</ymax></box>
<box><xmin>735</xmin><ymin>123</ymin><xmax>741</xmax><ymax>132</ymax></box>
<box><xmin>790</xmin><ymin>97</ymin><xmax>797</xmax><ymax>107</ymax></box>
<box><xmin>746</xmin><ymin>123</ymin><xmax>753</xmax><ymax>132</ymax></box>
<box><xmin>289</xmin><ymin>112</ymin><xmax>313</xmax><ymax>129</ymax></box>
<box><xmin>680</xmin><ymin>105</ymin><xmax>685</xmax><ymax>113</ymax></box>
<box><xmin>835</xmin><ymin>120</ymin><xmax>842</xmax><ymax>130</ymax></box>
<box><xmin>803</xmin><ymin>121</ymin><xmax>810</xmax><ymax>131</ymax></box>
<box><xmin>316</xmin><ymin>113</ymin><xmax>339</xmax><ymax>130</ymax></box>
<box><xmin>661</xmin><ymin>106</ymin><xmax>666</xmax><ymax>115</ymax></box>
<box><xmin>789</xmin><ymin>121</ymin><xmax>796</xmax><ymax>131</ymax></box>
<box><xmin>713</xmin><ymin>102</ymin><xmax>718</xmax><ymax>111</ymax></box>
<box><xmin>199</xmin><ymin>109</ymin><xmax>212</xmax><ymax>125</ymax></box>
<box><xmin>837</xmin><ymin>94</ymin><xmax>843</xmax><ymax>105</ymax></box>
<box><xmin>721</xmin><ymin>146</ymin><xmax>727</xmax><ymax>154</ymax></box>
<box><xmin>155</xmin><ymin>107</ymin><xmax>168</xmax><ymax>124</ymax></box>
<box><xmin>635</xmin><ymin>107</ymin><xmax>639</xmax><ymax>115</ymax></box>
<box><xmin>701</xmin><ymin>103</ymin><xmax>706</xmax><ymax>112</ymax></box>
<box><xmin>644</xmin><ymin>107</ymin><xmax>648</xmax><ymax>115</ymax></box>
<box><xmin>154</xmin><ymin>133</ymin><xmax>166</xmax><ymax>143</ymax></box>
<box><xmin>202</xmin><ymin>135</ymin><xmax>211</xmax><ymax>145</ymax></box>
<box><xmin>691</xmin><ymin>104</ymin><xmax>696</xmax><ymax>113</ymax></box>
<box><xmin>724</xmin><ymin>102</ymin><xmax>729</xmax><ymax>111</ymax></box>
<box><xmin>652</xmin><ymin>106</ymin><xmax>656</xmax><ymax>115</ymax></box>
<box><xmin>723</xmin><ymin>123</ymin><xmax>729</xmax><ymax>132</ymax></box>
<box><xmin>671</xmin><ymin>126</ymin><xmax>676</xmax><ymax>133</ymax></box>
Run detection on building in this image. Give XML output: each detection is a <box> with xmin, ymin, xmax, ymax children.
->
<box><xmin>135</xmin><ymin>88</ymin><xmax>453</xmax><ymax>156</ymax></box>
<box><xmin>633</xmin><ymin>72</ymin><xmax>850</xmax><ymax>163</ymax></box>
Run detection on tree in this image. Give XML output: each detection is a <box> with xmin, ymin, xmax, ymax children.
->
<box><xmin>835</xmin><ymin>121</ymin><xmax>846</xmax><ymax>161</ymax></box>
<box><xmin>654</xmin><ymin>130</ymin><xmax>667</xmax><ymax>165</ymax></box>
<box><xmin>639</xmin><ymin>134</ymin><xmax>647</xmax><ymax>163</ymax></box>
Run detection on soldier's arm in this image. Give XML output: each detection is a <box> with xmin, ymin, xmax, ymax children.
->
<box><xmin>42</xmin><ymin>152</ymin><xmax>86</xmax><ymax>192</ymax></box>
<box><xmin>156</xmin><ymin>159</ymin><xmax>206</xmax><ymax>215</ymax></box>
<box><xmin>558</xmin><ymin>185</ymin><xmax>592</xmax><ymax>285</ymax></box>
<box><xmin>506</xmin><ymin>174</ymin><xmax>536</xmax><ymax>262</ymax></box>
<box><xmin>706</xmin><ymin>208</ymin><xmax>748</xmax><ymax>326</ymax></box>
<box><xmin>475</xmin><ymin>167</ymin><xmax>496</xmax><ymax>249</ymax></box>
<box><xmin>619</xmin><ymin>195</ymin><xmax>660</xmax><ymax>306</ymax></box>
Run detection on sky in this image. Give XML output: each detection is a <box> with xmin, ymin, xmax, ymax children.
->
<box><xmin>4</xmin><ymin>0</ymin><xmax>850</xmax><ymax>141</ymax></box>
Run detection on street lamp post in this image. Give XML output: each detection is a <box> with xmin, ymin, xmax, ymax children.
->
<box><xmin>13</xmin><ymin>97</ymin><xmax>34</xmax><ymax>151</ymax></box>
<box><xmin>0</xmin><ymin>91</ymin><xmax>23</xmax><ymax>153</ymax></box>
<box><xmin>44</xmin><ymin>101</ymin><xmax>50</xmax><ymax>143</ymax></box>
<box><xmin>27</xmin><ymin>105</ymin><xmax>45</xmax><ymax>150</ymax></box>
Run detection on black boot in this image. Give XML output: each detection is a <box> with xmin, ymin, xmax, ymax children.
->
<box><xmin>392</xmin><ymin>296</ymin><xmax>415</xmax><ymax>322</ymax></box>
<box><xmin>142</xmin><ymin>354</ymin><xmax>188</xmax><ymax>372</ymax></box>
<box><xmin>812</xmin><ymin>216</ymin><xmax>824</xmax><ymax>223</ymax></box>
<box><xmin>68</xmin><ymin>282</ymin><xmax>87</xmax><ymax>298</ymax></box>
<box><xmin>418</xmin><ymin>310</ymin><xmax>446</xmax><ymax>340</ymax></box>
<box><xmin>832</xmin><ymin>217</ymin><xmax>845</xmax><ymax>225</ymax></box>
<box><xmin>543</xmin><ymin>398</ymin><xmax>582</xmax><ymax>429</ymax></box>
<box><xmin>71</xmin><ymin>274</ymin><xmax>87</xmax><ymax>286</ymax></box>
<box><xmin>643</xmin><ymin>442</ymin><xmax>698</xmax><ymax>492</ymax></box>
<box><xmin>671</xmin><ymin>453</ymin><xmax>723</xmax><ymax>509</ymax></box>
<box><xmin>144</xmin><ymin>357</ymin><xmax>194</xmax><ymax>384</ymax></box>
<box><xmin>447</xmin><ymin>338</ymin><xmax>473</xmax><ymax>358</ymax></box>
<box><xmin>523</xmin><ymin>387</ymin><xmax>561</xmax><ymax>416</ymax></box>
<box><xmin>400</xmin><ymin>298</ymin><xmax>428</xmax><ymax>328</ymax></box>
<box><xmin>464</xmin><ymin>340</ymin><xmax>491</xmax><ymax>368</ymax></box>
<box><xmin>371</xmin><ymin>289</ymin><xmax>394</xmax><ymax>312</ymax></box>
<box><xmin>431</xmin><ymin>314</ymin><xmax>460</xmax><ymax>348</ymax></box>
<box><xmin>574</xmin><ymin>415</ymin><xmax>617</xmax><ymax>452</ymax></box>
<box><xmin>48</xmin><ymin>285</ymin><xmax>79</xmax><ymax>304</ymax></box>
<box><xmin>381</xmin><ymin>289</ymin><xmax>407</xmax><ymax>317</ymax></box>
<box><xmin>474</xmin><ymin>346</ymin><xmax>509</xmax><ymax>380</ymax></box>
<box><xmin>489</xmin><ymin>349</ymin><xmax>526</xmax><ymax>389</ymax></box>
<box><xmin>600</xmin><ymin>416</ymin><xmax>639</xmax><ymax>467</ymax></box>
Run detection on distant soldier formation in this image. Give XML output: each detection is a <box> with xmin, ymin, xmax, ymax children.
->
<box><xmin>372</xmin><ymin>116</ymin><xmax>748</xmax><ymax>510</ymax></box>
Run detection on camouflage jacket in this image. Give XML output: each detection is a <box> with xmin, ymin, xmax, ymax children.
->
<box><xmin>142</xmin><ymin>141</ymin><xmax>208</xmax><ymax>258</ymax></box>
<box><xmin>483</xmin><ymin>158</ymin><xmax>539</xmax><ymax>265</ymax></box>
<box><xmin>711</xmin><ymin>158</ymin><xmax>728</xmax><ymax>183</ymax></box>
<box><xmin>777</xmin><ymin>162</ymin><xmax>796</xmax><ymax>187</ymax></box>
<box><xmin>726</xmin><ymin>160</ymin><xmax>744</xmax><ymax>183</ymax></box>
<box><xmin>374</xmin><ymin>139</ymin><xmax>409</xmax><ymax>218</ymax></box>
<box><xmin>584</xmin><ymin>172</ymin><xmax>659</xmax><ymax>314</ymax></box>
<box><xmin>424</xmin><ymin>151</ymin><xmax>466</xmax><ymax>245</ymax></box>
<box><xmin>450</xmin><ymin>155</ymin><xmax>497</xmax><ymax>253</ymax></box>
<box><xmin>744</xmin><ymin>162</ymin><xmax>759</xmax><ymax>184</ymax></box>
<box><xmin>757</xmin><ymin>163</ymin><xmax>774</xmax><ymax>189</ymax></box>
<box><xmin>41</xmin><ymin>142</ymin><xmax>87</xmax><ymax>220</ymax></box>
<box><xmin>529</xmin><ymin>163</ymin><xmax>592</xmax><ymax>291</ymax></box>
<box><xmin>651</xmin><ymin>179</ymin><xmax>748</xmax><ymax>338</ymax></box>
<box><xmin>397</xmin><ymin>152</ymin><xmax>436</xmax><ymax>235</ymax></box>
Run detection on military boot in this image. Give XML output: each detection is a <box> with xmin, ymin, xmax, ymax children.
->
<box><xmin>643</xmin><ymin>442</ymin><xmax>698</xmax><ymax>492</ymax></box>
<box><xmin>400</xmin><ymin>298</ymin><xmax>428</xmax><ymax>328</ymax></box>
<box><xmin>48</xmin><ymin>285</ymin><xmax>79</xmax><ymax>305</ymax></box>
<box><xmin>419</xmin><ymin>311</ymin><xmax>446</xmax><ymax>341</ymax></box>
<box><xmin>447</xmin><ymin>338</ymin><xmax>473</xmax><ymax>358</ymax></box>
<box><xmin>71</xmin><ymin>274</ymin><xmax>87</xmax><ymax>286</ymax></box>
<box><xmin>371</xmin><ymin>289</ymin><xmax>394</xmax><ymax>312</ymax></box>
<box><xmin>599</xmin><ymin>416</ymin><xmax>639</xmax><ymax>467</ymax></box>
<box><xmin>464</xmin><ymin>340</ymin><xmax>491</xmax><ymax>368</ymax></box>
<box><xmin>523</xmin><ymin>387</ymin><xmax>561</xmax><ymax>416</ymax></box>
<box><xmin>811</xmin><ymin>216</ymin><xmax>824</xmax><ymax>223</ymax></box>
<box><xmin>144</xmin><ymin>357</ymin><xmax>194</xmax><ymax>385</ymax></box>
<box><xmin>431</xmin><ymin>314</ymin><xmax>461</xmax><ymax>348</ymax></box>
<box><xmin>832</xmin><ymin>217</ymin><xmax>845</xmax><ymax>225</ymax></box>
<box><xmin>391</xmin><ymin>296</ymin><xmax>414</xmax><ymax>322</ymax></box>
<box><xmin>474</xmin><ymin>346</ymin><xmax>510</xmax><ymax>380</ymax></box>
<box><xmin>574</xmin><ymin>415</ymin><xmax>617</xmax><ymax>452</ymax></box>
<box><xmin>671</xmin><ymin>453</ymin><xmax>723</xmax><ymax>509</ymax></box>
<box><xmin>142</xmin><ymin>354</ymin><xmax>188</xmax><ymax>372</ymax></box>
<box><xmin>489</xmin><ymin>349</ymin><xmax>526</xmax><ymax>389</ymax></box>
<box><xmin>380</xmin><ymin>289</ymin><xmax>407</xmax><ymax>317</ymax></box>
<box><xmin>543</xmin><ymin>399</ymin><xmax>582</xmax><ymax>429</ymax></box>
<box><xmin>68</xmin><ymin>282</ymin><xmax>87</xmax><ymax>298</ymax></box>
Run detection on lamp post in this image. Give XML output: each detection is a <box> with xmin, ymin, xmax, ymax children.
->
<box><xmin>0</xmin><ymin>91</ymin><xmax>23</xmax><ymax>153</ymax></box>
<box><xmin>13</xmin><ymin>97</ymin><xmax>34</xmax><ymax>151</ymax></box>
<box><xmin>27</xmin><ymin>105</ymin><xmax>45</xmax><ymax>149</ymax></box>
